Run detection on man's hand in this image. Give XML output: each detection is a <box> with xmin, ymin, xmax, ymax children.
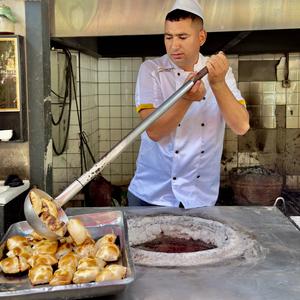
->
<box><xmin>182</xmin><ymin>73</ymin><xmax>206</xmax><ymax>102</ymax></box>
<box><xmin>206</xmin><ymin>51</ymin><xmax>229</xmax><ymax>87</ymax></box>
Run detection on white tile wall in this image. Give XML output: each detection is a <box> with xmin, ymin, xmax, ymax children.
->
<box><xmin>97</xmin><ymin>57</ymin><xmax>142</xmax><ymax>185</ymax></box>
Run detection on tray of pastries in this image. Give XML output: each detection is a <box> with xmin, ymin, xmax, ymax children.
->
<box><xmin>0</xmin><ymin>210</ymin><xmax>135</xmax><ymax>299</ymax></box>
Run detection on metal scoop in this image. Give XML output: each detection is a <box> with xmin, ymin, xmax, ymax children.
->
<box><xmin>24</xmin><ymin>188</ymin><xmax>69</xmax><ymax>240</ymax></box>
<box><xmin>24</xmin><ymin>67</ymin><xmax>208</xmax><ymax>239</ymax></box>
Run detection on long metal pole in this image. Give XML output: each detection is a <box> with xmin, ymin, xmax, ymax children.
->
<box><xmin>55</xmin><ymin>66</ymin><xmax>208</xmax><ymax>207</ymax></box>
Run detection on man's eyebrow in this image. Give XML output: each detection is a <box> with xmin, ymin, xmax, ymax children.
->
<box><xmin>164</xmin><ymin>33</ymin><xmax>190</xmax><ymax>36</ymax></box>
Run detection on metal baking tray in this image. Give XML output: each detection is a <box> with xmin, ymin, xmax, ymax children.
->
<box><xmin>0</xmin><ymin>211</ymin><xmax>135</xmax><ymax>300</ymax></box>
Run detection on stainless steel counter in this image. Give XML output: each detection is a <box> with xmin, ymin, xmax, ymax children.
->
<box><xmin>66</xmin><ymin>206</ymin><xmax>300</xmax><ymax>300</ymax></box>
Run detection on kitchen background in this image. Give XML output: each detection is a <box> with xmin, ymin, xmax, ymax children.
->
<box><xmin>0</xmin><ymin>0</ymin><xmax>300</xmax><ymax>209</ymax></box>
<box><xmin>49</xmin><ymin>51</ymin><xmax>300</xmax><ymax>205</ymax></box>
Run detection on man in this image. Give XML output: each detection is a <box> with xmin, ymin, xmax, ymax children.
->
<box><xmin>127</xmin><ymin>0</ymin><xmax>249</xmax><ymax>208</ymax></box>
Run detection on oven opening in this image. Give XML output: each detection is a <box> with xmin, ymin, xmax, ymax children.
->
<box><xmin>135</xmin><ymin>233</ymin><xmax>216</xmax><ymax>253</ymax></box>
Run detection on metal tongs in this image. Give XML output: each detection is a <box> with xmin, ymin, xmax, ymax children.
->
<box><xmin>24</xmin><ymin>66</ymin><xmax>209</xmax><ymax>239</ymax></box>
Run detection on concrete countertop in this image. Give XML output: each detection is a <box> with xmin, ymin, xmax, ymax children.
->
<box><xmin>0</xmin><ymin>180</ymin><xmax>30</xmax><ymax>205</ymax></box>
<box><xmin>66</xmin><ymin>206</ymin><xmax>300</xmax><ymax>300</ymax></box>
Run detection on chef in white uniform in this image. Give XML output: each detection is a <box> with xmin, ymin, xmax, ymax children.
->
<box><xmin>128</xmin><ymin>0</ymin><xmax>249</xmax><ymax>208</ymax></box>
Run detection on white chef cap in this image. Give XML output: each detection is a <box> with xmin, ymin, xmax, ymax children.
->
<box><xmin>168</xmin><ymin>0</ymin><xmax>204</xmax><ymax>20</ymax></box>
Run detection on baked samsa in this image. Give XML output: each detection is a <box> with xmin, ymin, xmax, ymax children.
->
<box><xmin>6</xmin><ymin>245</ymin><xmax>33</xmax><ymax>260</ymax></box>
<box><xmin>40</xmin><ymin>212</ymin><xmax>66</xmax><ymax>237</ymax></box>
<box><xmin>77</xmin><ymin>256</ymin><xmax>106</xmax><ymax>271</ymax></box>
<box><xmin>0</xmin><ymin>256</ymin><xmax>29</xmax><ymax>274</ymax></box>
<box><xmin>105</xmin><ymin>264</ymin><xmax>127</xmax><ymax>279</ymax></box>
<box><xmin>95</xmin><ymin>233</ymin><xmax>117</xmax><ymax>249</ymax></box>
<box><xmin>28</xmin><ymin>264</ymin><xmax>53</xmax><ymax>285</ymax></box>
<box><xmin>73</xmin><ymin>268</ymin><xmax>100</xmax><ymax>284</ymax></box>
<box><xmin>41</xmin><ymin>198</ymin><xmax>58</xmax><ymax>218</ymax></box>
<box><xmin>32</xmin><ymin>239</ymin><xmax>58</xmax><ymax>255</ymax></box>
<box><xmin>27</xmin><ymin>231</ymin><xmax>44</xmax><ymax>242</ymax></box>
<box><xmin>55</xmin><ymin>242</ymin><xmax>72</xmax><ymax>259</ymax></box>
<box><xmin>28</xmin><ymin>254</ymin><xmax>58</xmax><ymax>267</ymax></box>
<box><xmin>7</xmin><ymin>235</ymin><xmax>29</xmax><ymax>251</ymax></box>
<box><xmin>29</xmin><ymin>190</ymin><xmax>43</xmax><ymax>215</ymax></box>
<box><xmin>58</xmin><ymin>252</ymin><xmax>78</xmax><ymax>273</ymax></box>
<box><xmin>95</xmin><ymin>243</ymin><xmax>120</xmax><ymax>262</ymax></box>
<box><xmin>96</xmin><ymin>264</ymin><xmax>126</xmax><ymax>282</ymax></box>
<box><xmin>49</xmin><ymin>268</ymin><xmax>73</xmax><ymax>286</ymax></box>
<box><xmin>73</xmin><ymin>238</ymin><xmax>96</xmax><ymax>258</ymax></box>
<box><xmin>67</xmin><ymin>219</ymin><xmax>91</xmax><ymax>246</ymax></box>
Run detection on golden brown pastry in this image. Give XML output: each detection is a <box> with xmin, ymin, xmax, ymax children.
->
<box><xmin>73</xmin><ymin>268</ymin><xmax>100</xmax><ymax>284</ymax></box>
<box><xmin>40</xmin><ymin>211</ymin><xmax>66</xmax><ymax>237</ymax></box>
<box><xmin>27</xmin><ymin>231</ymin><xmax>45</xmax><ymax>242</ymax></box>
<box><xmin>95</xmin><ymin>269</ymin><xmax>116</xmax><ymax>282</ymax></box>
<box><xmin>105</xmin><ymin>264</ymin><xmax>127</xmax><ymax>279</ymax></box>
<box><xmin>29</xmin><ymin>189</ymin><xmax>67</xmax><ymax>238</ymax></box>
<box><xmin>41</xmin><ymin>198</ymin><xmax>58</xmax><ymax>218</ymax></box>
<box><xmin>28</xmin><ymin>254</ymin><xmax>58</xmax><ymax>267</ymax></box>
<box><xmin>95</xmin><ymin>257</ymin><xmax>107</xmax><ymax>269</ymax></box>
<box><xmin>49</xmin><ymin>268</ymin><xmax>73</xmax><ymax>286</ymax></box>
<box><xmin>19</xmin><ymin>256</ymin><xmax>30</xmax><ymax>272</ymax></box>
<box><xmin>73</xmin><ymin>238</ymin><xmax>96</xmax><ymax>258</ymax></box>
<box><xmin>95</xmin><ymin>233</ymin><xmax>117</xmax><ymax>249</ymax></box>
<box><xmin>0</xmin><ymin>257</ymin><xmax>19</xmax><ymax>274</ymax></box>
<box><xmin>55</xmin><ymin>242</ymin><xmax>72</xmax><ymax>259</ymax></box>
<box><xmin>28</xmin><ymin>264</ymin><xmax>53</xmax><ymax>285</ymax></box>
<box><xmin>6</xmin><ymin>245</ymin><xmax>33</xmax><ymax>260</ymax></box>
<box><xmin>54</xmin><ymin>224</ymin><xmax>67</xmax><ymax>238</ymax></box>
<box><xmin>77</xmin><ymin>257</ymin><xmax>99</xmax><ymax>270</ymax></box>
<box><xmin>58</xmin><ymin>252</ymin><xmax>78</xmax><ymax>273</ymax></box>
<box><xmin>95</xmin><ymin>243</ymin><xmax>120</xmax><ymax>262</ymax></box>
<box><xmin>0</xmin><ymin>256</ymin><xmax>30</xmax><ymax>274</ymax></box>
<box><xmin>58</xmin><ymin>235</ymin><xmax>73</xmax><ymax>245</ymax></box>
<box><xmin>29</xmin><ymin>190</ymin><xmax>43</xmax><ymax>215</ymax></box>
<box><xmin>32</xmin><ymin>239</ymin><xmax>58</xmax><ymax>255</ymax></box>
<box><xmin>7</xmin><ymin>235</ymin><xmax>29</xmax><ymax>251</ymax></box>
<box><xmin>67</xmin><ymin>219</ymin><xmax>91</xmax><ymax>246</ymax></box>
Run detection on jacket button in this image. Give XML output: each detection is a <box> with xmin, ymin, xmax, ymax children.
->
<box><xmin>201</xmin><ymin>123</ymin><xmax>205</xmax><ymax>126</ymax></box>
<box><xmin>175</xmin><ymin>150</ymin><xmax>179</xmax><ymax>154</ymax></box>
<box><xmin>177</xmin><ymin>72</ymin><xmax>180</xmax><ymax>76</ymax></box>
<box><xmin>173</xmin><ymin>177</ymin><xmax>177</xmax><ymax>180</ymax></box>
<box><xmin>178</xmin><ymin>123</ymin><xmax>181</xmax><ymax>127</ymax></box>
<box><xmin>197</xmin><ymin>175</ymin><xmax>200</xmax><ymax>178</ymax></box>
<box><xmin>201</xmin><ymin>150</ymin><xmax>205</xmax><ymax>154</ymax></box>
<box><xmin>203</xmin><ymin>96</ymin><xmax>206</xmax><ymax>100</ymax></box>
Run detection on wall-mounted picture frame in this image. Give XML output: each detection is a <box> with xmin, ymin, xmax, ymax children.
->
<box><xmin>0</xmin><ymin>35</ymin><xmax>27</xmax><ymax>141</ymax></box>
<box><xmin>0</xmin><ymin>36</ymin><xmax>21</xmax><ymax>111</ymax></box>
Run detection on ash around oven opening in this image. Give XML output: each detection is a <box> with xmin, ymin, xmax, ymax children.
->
<box><xmin>135</xmin><ymin>233</ymin><xmax>216</xmax><ymax>253</ymax></box>
<box><xmin>128</xmin><ymin>215</ymin><xmax>264</xmax><ymax>267</ymax></box>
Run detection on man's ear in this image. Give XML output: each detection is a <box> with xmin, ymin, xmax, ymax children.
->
<box><xmin>199</xmin><ymin>30</ymin><xmax>207</xmax><ymax>46</ymax></box>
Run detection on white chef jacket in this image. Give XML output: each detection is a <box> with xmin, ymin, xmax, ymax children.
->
<box><xmin>128</xmin><ymin>53</ymin><xmax>245</xmax><ymax>208</ymax></box>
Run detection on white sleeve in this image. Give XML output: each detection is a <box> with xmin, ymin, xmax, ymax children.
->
<box><xmin>225</xmin><ymin>67</ymin><xmax>246</xmax><ymax>106</ymax></box>
<box><xmin>135</xmin><ymin>61</ymin><xmax>163</xmax><ymax>112</ymax></box>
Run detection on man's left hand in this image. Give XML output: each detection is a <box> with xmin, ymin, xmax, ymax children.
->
<box><xmin>206</xmin><ymin>51</ymin><xmax>229</xmax><ymax>87</ymax></box>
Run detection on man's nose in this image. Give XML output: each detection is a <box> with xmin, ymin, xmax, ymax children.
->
<box><xmin>171</xmin><ymin>38</ymin><xmax>180</xmax><ymax>50</ymax></box>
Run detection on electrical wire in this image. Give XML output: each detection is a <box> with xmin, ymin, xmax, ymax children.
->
<box><xmin>51</xmin><ymin>48</ymin><xmax>71</xmax><ymax>126</ymax></box>
<box><xmin>51</xmin><ymin>47</ymin><xmax>96</xmax><ymax>172</ymax></box>
<box><xmin>51</xmin><ymin>48</ymin><xmax>73</xmax><ymax>155</ymax></box>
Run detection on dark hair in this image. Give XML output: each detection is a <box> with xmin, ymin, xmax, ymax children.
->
<box><xmin>166</xmin><ymin>9</ymin><xmax>203</xmax><ymax>24</ymax></box>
